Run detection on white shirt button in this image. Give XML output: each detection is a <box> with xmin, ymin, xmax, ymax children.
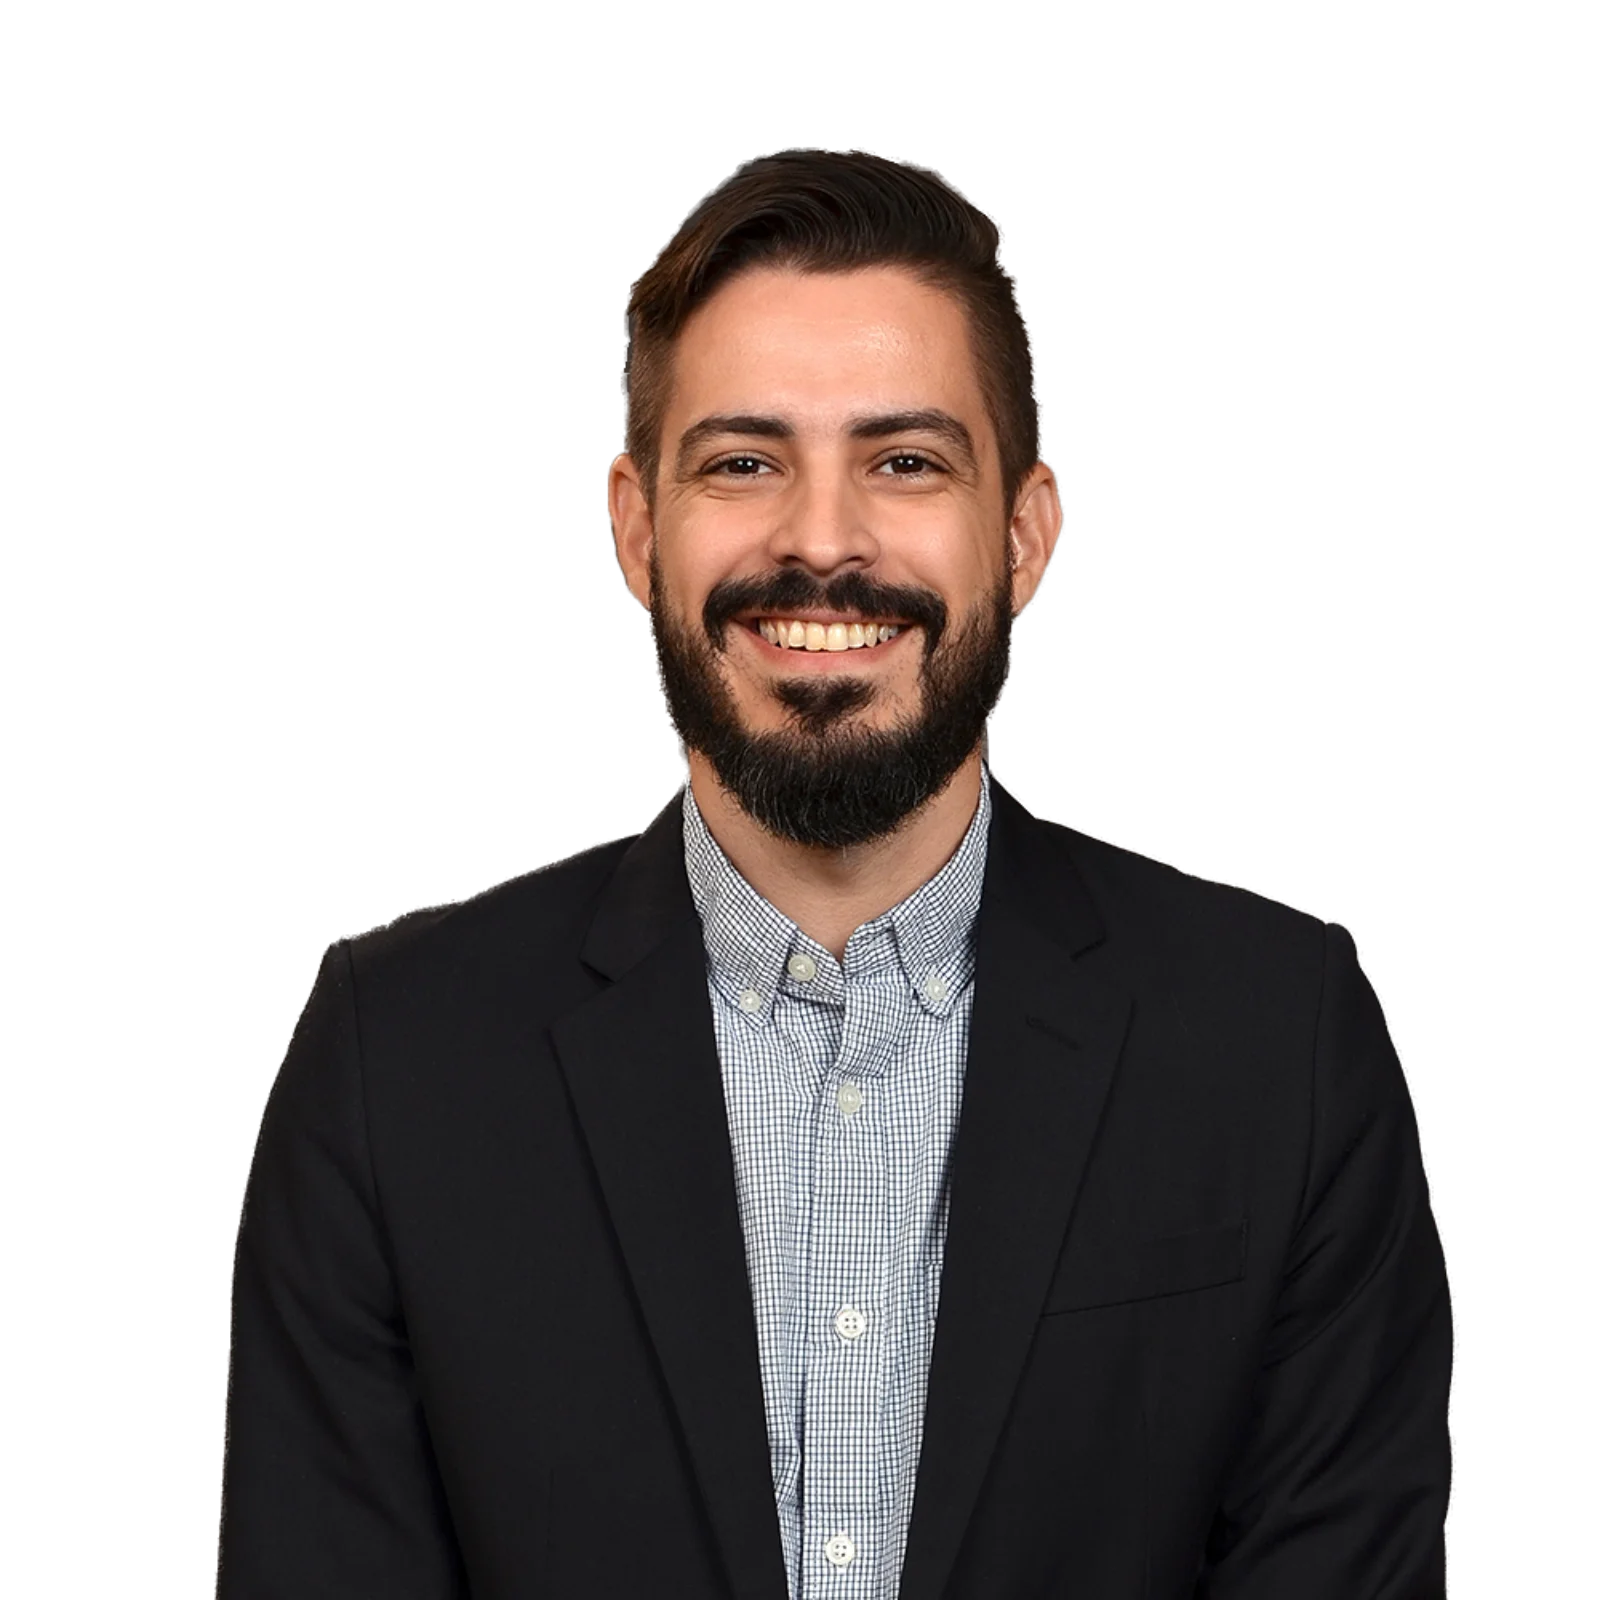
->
<box><xmin>786</xmin><ymin>952</ymin><xmax>817</xmax><ymax>982</ymax></box>
<box><xmin>737</xmin><ymin>987</ymin><xmax>763</xmax><ymax>1013</ymax></box>
<box><xmin>823</xmin><ymin>1532</ymin><xmax>856</xmax><ymax>1567</ymax></box>
<box><xmin>921</xmin><ymin>972</ymin><xmax>948</xmax><ymax>1003</ymax></box>
<box><xmin>834</xmin><ymin>1304</ymin><xmax>868</xmax><ymax>1341</ymax></box>
<box><xmin>836</xmin><ymin>1081</ymin><xmax>864</xmax><ymax>1117</ymax></box>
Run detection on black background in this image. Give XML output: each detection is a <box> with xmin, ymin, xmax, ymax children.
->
<box><xmin>209</xmin><ymin>144</ymin><xmax>1465</xmax><ymax>1580</ymax></box>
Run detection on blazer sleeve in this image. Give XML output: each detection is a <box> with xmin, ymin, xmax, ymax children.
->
<box><xmin>217</xmin><ymin>943</ymin><xmax>467</xmax><ymax>1598</ymax></box>
<box><xmin>1195</xmin><ymin>923</ymin><xmax>1453</xmax><ymax>1599</ymax></box>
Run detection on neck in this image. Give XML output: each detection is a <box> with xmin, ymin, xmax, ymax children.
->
<box><xmin>686</xmin><ymin>748</ymin><xmax>986</xmax><ymax>960</ymax></box>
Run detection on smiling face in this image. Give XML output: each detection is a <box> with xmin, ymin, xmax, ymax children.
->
<box><xmin>610</xmin><ymin>263</ymin><xmax>1060</xmax><ymax>846</ymax></box>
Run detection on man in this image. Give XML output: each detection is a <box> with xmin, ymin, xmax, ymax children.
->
<box><xmin>218</xmin><ymin>151</ymin><xmax>1451</xmax><ymax>1598</ymax></box>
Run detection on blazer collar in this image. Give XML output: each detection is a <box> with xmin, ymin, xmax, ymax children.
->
<box><xmin>576</xmin><ymin>774</ymin><xmax>1101</xmax><ymax>979</ymax></box>
<box><xmin>559</xmin><ymin>777</ymin><xmax>1126</xmax><ymax>1600</ymax></box>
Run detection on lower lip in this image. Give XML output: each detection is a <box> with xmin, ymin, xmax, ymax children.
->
<box><xmin>741</xmin><ymin>623</ymin><xmax>911</xmax><ymax>665</ymax></box>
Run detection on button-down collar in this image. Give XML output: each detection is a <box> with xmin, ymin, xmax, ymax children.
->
<box><xmin>682</xmin><ymin>767</ymin><xmax>991</xmax><ymax>1028</ymax></box>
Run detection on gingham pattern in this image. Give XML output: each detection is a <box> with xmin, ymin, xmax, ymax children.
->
<box><xmin>682</xmin><ymin>771</ymin><xmax>990</xmax><ymax>1600</ymax></box>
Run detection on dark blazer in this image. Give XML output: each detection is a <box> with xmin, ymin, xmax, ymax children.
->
<box><xmin>218</xmin><ymin>781</ymin><xmax>1451</xmax><ymax>1598</ymax></box>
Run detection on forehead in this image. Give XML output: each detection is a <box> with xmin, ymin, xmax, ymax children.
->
<box><xmin>665</xmin><ymin>264</ymin><xmax>988</xmax><ymax>435</ymax></box>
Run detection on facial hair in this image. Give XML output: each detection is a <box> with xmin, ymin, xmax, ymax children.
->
<box><xmin>649</xmin><ymin>555</ymin><xmax>1013</xmax><ymax>849</ymax></box>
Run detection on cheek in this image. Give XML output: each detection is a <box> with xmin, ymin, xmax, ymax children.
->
<box><xmin>659</xmin><ymin>512</ymin><xmax>756</xmax><ymax>600</ymax></box>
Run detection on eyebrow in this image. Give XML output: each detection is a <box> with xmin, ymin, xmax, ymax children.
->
<box><xmin>674</xmin><ymin>408</ymin><xmax>979</xmax><ymax>477</ymax></box>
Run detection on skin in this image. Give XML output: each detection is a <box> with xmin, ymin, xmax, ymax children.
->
<box><xmin>609</xmin><ymin>264</ymin><xmax>1062</xmax><ymax>956</ymax></box>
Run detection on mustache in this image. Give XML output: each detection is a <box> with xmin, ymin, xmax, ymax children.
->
<box><xmin>707</xmin><ymin>572</ymin><xmax>940</xmax><ymax>627</ymax></box>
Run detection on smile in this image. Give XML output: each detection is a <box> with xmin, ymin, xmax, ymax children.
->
<box><xmin>739</xmin><ymin>611</ymin><xmax>915</xmax><ymax>662</ymax></box>
<box><xmin>747</xmin><ymin>618</ymin><xmax>905</xmax><ymax>653</ymax></box>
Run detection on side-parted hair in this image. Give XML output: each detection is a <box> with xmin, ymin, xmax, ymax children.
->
<box><xmin>624</xmin><ymin>150</ymin><xmax>1039</xmax><ymax>509</ymax></box>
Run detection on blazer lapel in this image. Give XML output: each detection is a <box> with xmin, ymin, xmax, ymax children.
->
<box><xmin>548</xmin><ymin>782</ymin><xmax>1126</xmax><ymax>1600</ymax></box>
<box><xmin>549</xmin><ymin>796</ymin><xmax>789</xmax><ymax>1600</ymax></box>
<box><xmin>898</xmin><ymin>783</ymin><xmax>1132</xmax><ymax>1600</ymax></box>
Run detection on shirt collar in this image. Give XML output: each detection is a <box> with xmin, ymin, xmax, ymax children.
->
<box><xmin>682</xmin><ymin>767</ymin><xmax>991</xmax><ymax>1026</ymax></box>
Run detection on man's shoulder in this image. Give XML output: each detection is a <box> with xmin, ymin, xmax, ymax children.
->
<box><xmin>340</xmin><ymin>829</ymin><xmax>642</xmax><ymax>984</ymax></box>
<box><xmin>1014</xmin><ymin>801</ymin><xmax>1328</xmax><ymax>987</ymax></box>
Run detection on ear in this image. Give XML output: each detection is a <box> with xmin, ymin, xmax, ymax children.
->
<box><xmin>608</xmin><ymin>453</ymin><xmax>655</xmax><ymax>611</ymax></box>
<box><xmin>1011</xmin><ymin>467</ymin><xmax>1062</xmax><ymax>614</ymax></box>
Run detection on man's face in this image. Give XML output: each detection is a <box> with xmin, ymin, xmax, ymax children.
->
<box><xmin>610</xmin><ymin>264</ymin><xmax>1057</xmax><ymax>847</ymax></box>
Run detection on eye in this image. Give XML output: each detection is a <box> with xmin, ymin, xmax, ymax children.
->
<box><xmin>707</xmin><ymin>454</ymin><xmax>774</xmax><ymax>477</ymax></box>
<box><xmin>870</xmin><ymin>454</ymin><xmax>940</xmax><ymax>476</ymax></box>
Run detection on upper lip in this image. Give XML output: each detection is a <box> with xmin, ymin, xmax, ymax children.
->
<box><xmin>736</xmin><ymin>608</ymin><xmax>913</xmax><ymax>626</ymax></box>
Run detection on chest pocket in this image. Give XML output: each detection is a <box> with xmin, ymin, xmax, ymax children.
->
<box><xmin>1042</xmin><ymin>1217</ymin><xmax>1248</xmax><ymax>1315</ymax></box>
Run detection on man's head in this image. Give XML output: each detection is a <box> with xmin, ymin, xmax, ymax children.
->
<box><xmin>608</xmin><ymin>150</ymin><xmax>1060</xmax><ymax>848</ymax></box>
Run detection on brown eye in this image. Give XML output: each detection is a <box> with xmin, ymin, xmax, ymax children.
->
<box><xmin>712</xmin><ymin>455</ymin><xmax>770</xmax><ymax>476</ymax></box>
<box><xmin>877</xmin><ymin>453</ymin><xmax>938</xmax><ymax>476</ymax></box>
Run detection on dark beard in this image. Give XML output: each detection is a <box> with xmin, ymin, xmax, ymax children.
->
<box><xmin>650</xmin><ymin>558</ymin><xmax>1012</xmax><ymax>848</ymax></box>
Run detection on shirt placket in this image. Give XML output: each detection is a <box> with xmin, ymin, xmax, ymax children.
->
<box><xmin>800</xmin><ymin>941</ymin><xmax>903</xmax><ymax>1598</ymax></box>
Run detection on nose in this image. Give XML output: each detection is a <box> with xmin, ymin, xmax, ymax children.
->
<box><xmin>764</xmin><ymin>472</ymin><xmax>880</xmax><ymax>578</ymax></box>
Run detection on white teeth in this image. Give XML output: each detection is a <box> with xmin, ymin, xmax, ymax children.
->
<box><xmin>756</xmin><ymin>619</ymin><xmax>904</xmax><ymax>650</ymax></box>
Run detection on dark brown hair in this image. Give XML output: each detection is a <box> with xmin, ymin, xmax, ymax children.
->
<box><xmin>624</xmin><ymin>149</ymin><xmax>1038</xmax><ymax>508</ymax></box>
